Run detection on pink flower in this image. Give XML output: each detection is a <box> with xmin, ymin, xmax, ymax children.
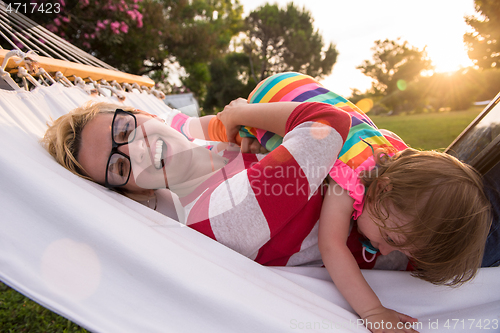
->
<box><xmin>120</xmin><ymin>22</ymin><xmax>128</xmax><ymax>33</ymax></box>
<box><xmin>127</xmin><ymin>10</ymin><xmax>136</xmax><ymax>20</ymax></box>
<box><xmin>84</xmin><ymin>33</ymin><xmax>89</xmax><ymax>38</ymax></box>
<box><xmin>108</xmin><ymin>4</ymin><xmax>116</xmax><ymax>10</ymax></box>
<box><xmin>80</xmin><ymin>0</ymin><xmax>89</xmax><ymax>7</ymax></box>
<box><xmin>133</xmin><ymin>4</ymin><xmax>138</xmax><ymax>9</ymax></box>
<box><xmin>158</xmin><ymin>31</ymin><xmax>162</xmax><ymax>36</ymax></box>
<box><xmin>59</xmin><ymin>0</ymin><xmax>65</xmax><ymax>6</ymax></box>
<box><xmin>83</xmin><ymin>41</ymin><xmax>91</xmax><ymax>48</ymax></box>
<box><xmin>62</xmin><ymin>16</ymin><xmax>70</xmax><ymax>23</ymax></box>
<box><xmin>96</xmin><ymin>21</ymin><xmax>106</xmax><ymax>30</ymax></box>
<box><xmin>135</xmin><ymin>10</ymin><xmax>143</xmax><ymax>26</ymax></box>
<box><xmin>103</xmin><ymin>19</ymin><xmax>109</xmax><ymax>25</ymax></box>
<box><xmin>54</xmin><ymin>18</ymin><xmax>61</xmax><ymax>26</ymax></box>
<box><xmin>90</xmin><ymin>33</ymin><xmax>95</xmax><ymax>39</ymax></box>
<box><xmin>110</xmin><ymin>21</ymin><xmax>121</xmax><ymax>34</ymax></box>
<box><xmin>46</xmin><ymin>24</ymin><xmax>58</xmax><ymax>32</ymax></box>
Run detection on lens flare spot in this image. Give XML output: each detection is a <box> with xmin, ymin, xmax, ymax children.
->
<box><xmin>41</xmin><ymin>239</ymin><xmax>101</xmax><ymax>301</ymax></box>
<box><xmin>397</xmin><ymin>79</ymin><xmax>407</xmax><ymax>91</ymax></box>
<box><xmin>355</xmin><ymin>98</ymin><xmax>374</xmax><ymax>113</ymax></box>
<box><xmin>310</xmin><ymin>120</ymin><xmax>331</xmax><ymax>140</ymax></box>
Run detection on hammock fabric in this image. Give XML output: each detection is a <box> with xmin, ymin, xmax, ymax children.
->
<box><xmin>0</xmin><ymin>80</ymin><xmax>499</xmax><ymax>332</ymax></box>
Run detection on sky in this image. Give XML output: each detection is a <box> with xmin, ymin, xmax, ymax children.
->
<box><xmin>238</xmin><ymin>0</ymin><xmax>478</xmax><ymax>97</ymax></box>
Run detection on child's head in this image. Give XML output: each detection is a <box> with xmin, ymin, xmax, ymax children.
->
<box><xmin>362</xmin><ymin>148</ymin><xmax>491</xmax><ymax>286</ymax></box>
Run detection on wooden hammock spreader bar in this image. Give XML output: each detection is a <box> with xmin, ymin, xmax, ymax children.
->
<box><xmin>0</xmin><ymin>49</ymin><xmax>155</xmax><ymax>87</ymax></box>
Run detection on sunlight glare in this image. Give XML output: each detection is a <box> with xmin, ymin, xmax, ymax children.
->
<box><xmin>356</xmin><ymin>98</ymin><xmax>374</xmax><ymax>113</ymax></box>
<box><xmin>396</xmin><ymin>80</ymin><xmax>407</xmax><ymax>91</ymax></box>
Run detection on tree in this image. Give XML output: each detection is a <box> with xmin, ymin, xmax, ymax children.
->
<box><xmin>25</xmin><ymin>0</ymin><xmax>155</xmax><ymax>74</ymax></box>
<box><xmin>164</xmin><ymin>0</ymin><xmax>244</xmax><ymax>99</ymax></box>
<box><xmin>421</xmin><ymin>68</ymin><xmax>500</xmax><ymax>111</ymax></box>
<box><xmin>357</xmin><ymin>39</ymin><xmax>432</xmax><ymax>112</ymax></box>
<box><xmin>464</xmin><ymin>0</ymin><xmax>500</xmax><ymax>69</ymax></box>
<box><xmin>25</xmin><ymin>0</ymin><xmax>243</xmax><ymax>99</ymax></box>
<box><xmin>203</xmin><ymin>52</ymin><xmax>256</xmax><ymax>113</ymax></box>
<box><xmin>244</xmin><ymin>3</ymin><xmax>338</xmax><ymax>81</ymax></box>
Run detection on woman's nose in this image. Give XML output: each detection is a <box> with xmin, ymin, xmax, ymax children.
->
<box><xmin>120</xmin><ymin>138</ymin><xmax>147</xmax><ymax>164</ymax></box>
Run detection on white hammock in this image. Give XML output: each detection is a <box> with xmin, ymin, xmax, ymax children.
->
<box><xmin>0</xmin><ymin>67</ymin><xmax>498</xmax><ymax>333</ymax></box>
<box><xmin>0</xmin><ymin>5</ymin><xmax>499</xmax><ymax>332</ymax></box>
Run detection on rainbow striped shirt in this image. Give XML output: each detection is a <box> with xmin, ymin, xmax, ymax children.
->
<box><xmin>243</xmin><ymin>72</ymin><xmax>408</xmax><ymax>218</ymax></box>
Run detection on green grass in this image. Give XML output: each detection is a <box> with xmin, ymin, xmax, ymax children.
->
<box><xmin>0</xmin><ymin>108</ymin><xmax>484</xmax><ymax>331</ymax></box>
<box><xmin>0</xmin><ymin>282</ymin><xmax>88</xmax><ymax>332</ymax></box>
<box><xmin>369</xmin><ymin>108</ymin><xmax>483</xmax><ymax>151</ymax></box>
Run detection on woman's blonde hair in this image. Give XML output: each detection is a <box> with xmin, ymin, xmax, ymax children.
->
<box><xmin>41</xmin><ymin>101</ymin><xmax>136</xmax><ymax>179</ymax></box>
<box><xmin>362</xmin><ymin>148</ymin><xmax>491</xmax><ymax>286</ymax></box>
<box><xmin>40</xmin><ymin>101</ymin><xmax>151</xmax><ymax>200</ymax></box>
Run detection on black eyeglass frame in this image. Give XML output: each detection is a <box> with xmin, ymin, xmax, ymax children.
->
<box><xmin>104</xmin><ymin>109</ymin><xmax>137</xmax><ymax>188</ymax></box>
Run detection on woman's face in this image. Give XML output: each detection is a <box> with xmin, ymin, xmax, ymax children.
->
<box><xmin>78</xmin><ymin>111</ymin><xmax>195</xmax><ymax>193</ymax></box>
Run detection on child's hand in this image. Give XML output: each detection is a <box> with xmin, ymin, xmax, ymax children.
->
<box><xmin>362</xmin><ymin>306</ymin><xmax>419</xmax><ymax>333</ymax></box>
<box><xmin>217</xmin><ymin>98</ymin><xmax>248</xmax><ymax>143</ymax></box>
<box><xmin>241</xmin><ymin>137</ymin><xmax>268</xmax><ymax>154</ymax></box>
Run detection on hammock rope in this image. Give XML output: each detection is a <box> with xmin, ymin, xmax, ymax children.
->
<box><xmin>0</xmin><ymin>0</ymin><xmax>159</xmax><ymax>97</ymax></box>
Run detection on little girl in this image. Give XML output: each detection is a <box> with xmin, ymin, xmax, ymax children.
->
<box><xmin>215</xmin><ymin>73</ymin><xmax>492</xmax><ymax>332</ymax></box>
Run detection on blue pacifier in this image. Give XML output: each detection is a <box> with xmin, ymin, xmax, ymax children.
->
<box><xmin>360</xmin><ymin>238</ymin><xmax>379</xmax><ymax>263</ymax></box>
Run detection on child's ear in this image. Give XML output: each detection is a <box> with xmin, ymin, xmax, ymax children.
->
<box><xmin>376</xmin><ymin>176</ymin><xmax>392</xmax><ymax>192</ymax></box>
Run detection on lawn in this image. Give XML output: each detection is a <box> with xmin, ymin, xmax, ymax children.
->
<box><xmin>0</xmin><ymin>107</ymin><xmax>484</xmax><ymax>331</ymax></box>
<box><xmin>0</xmin><ymin>282</ymin><xmax>88</xmax><ymax>332</ymax></box>
<box><xmin>369</xmin><ymin>108</ymin><xmax>483</xmax><ymax>151</ymax></box>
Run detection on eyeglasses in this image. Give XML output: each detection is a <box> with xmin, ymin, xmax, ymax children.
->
<box><xmin>104</xmin><ymin>109</ymin><xmax>137</xmax><ymax>188</ymax></box>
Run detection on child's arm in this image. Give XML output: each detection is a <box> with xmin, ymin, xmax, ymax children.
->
<box><xmin>162</xmin><ymin>108</ymin><xmax>240</xmax><ymax>143</ymax></box>
<box><xmin>216</xmin><ymin>98</ymin><xmax>302</xmax><ymax>142</ymax></box>
<box><xmin>190</xmin><ymin>115</ymin><xmax>267</xmax><ymax>153</ymax></box>
<box><xmin>318</xmin><ymin>179</ymin><xmax>418</xmax><ymax>333</ymax></box>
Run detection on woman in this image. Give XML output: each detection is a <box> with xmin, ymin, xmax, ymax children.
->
<box><xmin>42</xmin><ymin>96</ymin><xmax>351</xmax><ymax>266</ymax></box>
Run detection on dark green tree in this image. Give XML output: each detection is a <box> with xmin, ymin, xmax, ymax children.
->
<box><xmin>203</xmin><ymin>52</ymin><xmax>256</xmax><ymax>113</ymax></box>
<box><xmin>357</xmin><ymin>38</ymin><xmax>432</xmax><ymax>112</ymax></box>
<box><xmin>162</xmin><ymin>0</ymin><xmax>244</xmax><ymax>98</ymax></box>
<box><xmin>32</xmin><ymin>0</ymin><xmax>244</xmax><ymax>99</ymax></box>
<box><xmin>464</xmin><ymin>0</ymin><xmax>500</xmax><ymax>69</ymax></box>
<box><xmin>28</xmin><ymin>0</ymin><xmax>160</xmax><ymax>74</ymax></box>
<box><xmin>244</xmin><ymin>2</ymin><xmax>338</xmax><ymax>81</ymax></box>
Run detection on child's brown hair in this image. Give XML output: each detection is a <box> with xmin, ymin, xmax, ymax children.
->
<box><xmin>362</xmin><ymin>148</ymin><xmax>491</xmax><ymax>286</ymax></box>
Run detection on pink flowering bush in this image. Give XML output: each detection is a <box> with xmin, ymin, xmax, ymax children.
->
<box><xmin>41</xmin><ymin>0</ymin><xmax>145</xmax><ymax>48</ymax></box>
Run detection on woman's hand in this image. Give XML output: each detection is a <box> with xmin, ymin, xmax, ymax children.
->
<box><xmin>217</xmin><ymin>98</ymin><xmax>248</xmax><ymax>143</ymax></box>
<box><xmin>362</xmin><ymin>306</ymin><xmax>419</xmax><ymax>333</ymax></box>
